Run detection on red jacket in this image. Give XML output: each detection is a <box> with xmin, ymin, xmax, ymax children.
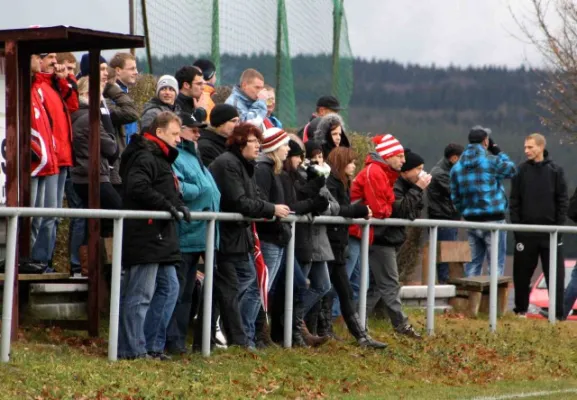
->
<box><xmin>35</xmin><ymin>73</ymin><xmax>77</xmax><ymax>168</ymax></box>
<box><xmin>349</xmin><ymin>153</ymin><xmax>399</xmax><ymax>243</ymax></box>
<box><xmin>31</xmin><ymin>80</ymin><xmax>59</xmax><ymax>177</ymax></box>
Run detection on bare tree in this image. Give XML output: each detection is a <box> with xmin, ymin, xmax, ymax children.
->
<box><xmin>513</xmin><ymin>0</ymin><xmax>577</xmax><ymax>140</ymax></box>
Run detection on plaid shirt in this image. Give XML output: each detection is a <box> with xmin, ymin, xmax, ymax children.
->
<box><xmin>450</xmin><ymin>144</ymin><xmax>516</xmax><ymax>220</ymax></box>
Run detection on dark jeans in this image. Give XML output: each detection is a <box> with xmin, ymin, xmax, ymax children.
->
<box><xmin>65</xmin><ymin>176</ymin><xmax>85</xmax><ymax>267</ymax></box>
<box><xmin>73</xmin><ymin>182</ymin><xmax>122</xmax><ymax>238</ymax></box>
<box><xmin>437</xmin><ymin>227</ymin><xmax>458</xmax><ymax>283</ymax></box>
<box><xmin>564</xmin><ymin>264</ymin><xmax>577</xmax><ymax>319</ymax></box>
<box><xmin>166</xmin><ymin>252</ymin><xmax>202</xmax><ymax>352</ymax></box>
<box><xmin>513</xmin><ymin>234</ymin><xmax>565</xmax><ymax>318</ymax></box>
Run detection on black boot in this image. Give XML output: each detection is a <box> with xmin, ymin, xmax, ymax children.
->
<box><xmin>292</xmin><ymin>315</ymin><xmax>309</xmax><ymax>348</ymax></box>
<box><xmin>345</xmin><ymin>312</ymin><xmax>387</xmax><ymax>350</ymax></box>
<box><xmin>317</xmin><ymin>293</ymin><xmax>342</xmax><ymax>340</ymax></box>
<box><xmin>304</xmin><ymin>300</ymin><xmax>320</xmax><ymax>335</ymax></box>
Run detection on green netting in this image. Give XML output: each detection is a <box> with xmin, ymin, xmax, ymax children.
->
<box><xmin>134</xmin><ymin>0</ymin><xmax>353</xmax><ymax>127</ymax></box>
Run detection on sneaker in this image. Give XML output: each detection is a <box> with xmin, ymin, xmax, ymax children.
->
<box><xmin>395</xmin><ymin>324</ymin><xmax>422</xmax><ymax>340</ymax></box>
<box><xmin>148</xmin><ymin>352</ymin><xmax>172</xmax><ymax>361</ymax></box>
<box><xmin>358</xmin><ymin>335</ymin><xmax>388</xmax><ymax>349</ymax></box>
<box><xmin>516</xmin><ymin>312</ymin><xmax>528</xmax><ymax>319</ymax></box>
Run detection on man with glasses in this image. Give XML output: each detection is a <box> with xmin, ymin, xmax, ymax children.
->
<box><xmin>197</xmin><ymin>104</ymin><xmax>240</xmax><ymax>167</ymax></box>
<box><xmin>109</xmin><ymin>52</ymin><xmax>139</xmax><ymax>144</ymax></box>
<box><xmin>175</xmin><ymin>66</ymin><xmax>208</xmax><ymax>123</ymax></box>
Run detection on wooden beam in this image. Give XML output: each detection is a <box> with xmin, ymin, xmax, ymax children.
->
<box><xmin>87</xmin><ymin>49</ymin><xmax>102</xmax><ymax>337</ymax></box>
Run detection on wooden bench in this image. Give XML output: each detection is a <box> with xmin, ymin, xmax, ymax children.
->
<box><xmin>422</xmin><ymin>241</ymin><xmax>472</xmax><ymax>284</ymax></box>
<box><xmin>448</xmin><ymin>276</ymin><xmax>513</xmax><ymax>317</ymax></box>
<box><xmin>0</xmin><ymin>273</ymin><xmax>71</xmax><ymax>281</ymax></box>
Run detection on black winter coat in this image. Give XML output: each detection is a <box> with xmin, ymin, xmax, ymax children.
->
<box><xmin>209</xmin><ymin>148</ymin><xmax>276</xmax><ymax>256</ymax></box>
<box><xmin>373</xmin><ymin>176</ymin><xmax>424</xmax><ymax>247</ymax></box>
<box><xmin>427</xmin><ymin>157</ymin><xmax>460</xmax><ymax>220</ymax></box>
<box><xmin>326</xmin><ymin>174</ymin><xmax>369</xmax><ymax>263</ymax></box>
<box><xmin>119</xmin><ymin>133</ymin><xmax>184</xmax><ymax>267</ymax></box>
<box><xmin>197</xmin><ymin>127</ymin><xmax>227</xmax><ymax>167</ymax></box>
<box><xmin>254</xmin><ymin>155</ymin><xmax>292</xmax><ymax>246</ymax></box>
<box><xmin>175</xmin><ymin>93</ymin><xmax>207</xmax><ymax>123</ymax></box>
<box><xmin>510</xmin><ymin>156</ymin><xmax>568</xmax><ymax>232</ymax></box>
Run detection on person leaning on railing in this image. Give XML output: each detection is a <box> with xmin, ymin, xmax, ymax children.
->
<box><xmin>117</xmin><ymin>111</ymin><xmax>191</xmax><ymax>361</ymax></box>
<box><xmin>208</xmin><ymin>122</ymin><xmax>290</xmax><ymax>350</ymax></box>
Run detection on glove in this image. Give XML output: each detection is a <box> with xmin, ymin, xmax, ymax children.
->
<box><xmin>168</xmin><ymin>206</ymin><xmax>182</xmax><ymax>221</ymax></box>
<box><xmin>306</xmin><ymin>165</ymin><xmax>320</xmax><ymax>181</ymax></box>
<box><xmin>488</xmin><ymin>137</ymin><xmax>501</xmax><ymax>155</ymax></box>
<box><xmin>312</xmin><ymin>195</ymin><xmax>329</xmax><ymax>213</ymax></box>
<box><xmin>177</xmin><ymin>205</ymin><xmax>192</xmax><ymax>223</ymax></box>
<box><xmin>169</xmin><ymin>205</ymin><xmax>191</xmax><ymax>222</ymax></box>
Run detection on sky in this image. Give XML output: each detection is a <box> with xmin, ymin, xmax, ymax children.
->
<box><xmin>0</xmin><ymin>0</ymin><xmax>549</xmax><ymax>68</ymax></box>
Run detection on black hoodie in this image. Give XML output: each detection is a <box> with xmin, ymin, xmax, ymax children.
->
<box><xmin>509</xmin><ymin>153</ymin><xmax>568</xmax><ymax>229</ymax></box>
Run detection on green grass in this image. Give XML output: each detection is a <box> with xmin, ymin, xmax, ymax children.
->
<box><xmin>2</xmin><ymin>311</ymin><xmax>577</xmax><ymax>399</ymax></box>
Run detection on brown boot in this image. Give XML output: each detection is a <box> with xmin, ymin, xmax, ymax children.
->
<box><xmin>301</xmin><ymin>325</ymin><xmax>329</xmax><ymax>347</ymax></box>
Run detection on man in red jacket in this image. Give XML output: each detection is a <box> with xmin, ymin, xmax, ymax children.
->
<box><xmin>30</xmin><ymin>52</ymin><xmax>78</xmax><ymax>269</ymax></box>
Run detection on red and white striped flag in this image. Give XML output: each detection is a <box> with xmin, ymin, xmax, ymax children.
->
<box><xmin>252</xmin><ymin>223</ymin><xmax>269</xmax><ymax>312</ymax></box>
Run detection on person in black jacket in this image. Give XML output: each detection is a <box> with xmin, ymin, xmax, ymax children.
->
<box><xmin>117</xmin><ymin>111</ymin><xmax>191</xmax><ymax>361</ymax></box>
<box><xmin>174</xmin><ymin>65</ymin><xmax>208</xmax><ymax>123</ymax></box>
<box><xmin>209</xmin><ymin>123</ymin><xmax>290</xmax><ymax>349</ymax></box>
<box><xmin>197</xmin><ymin>104</ymin><xmax>239</xmax><ymax>167</ymax></box>
<box><xmin>510</xmin><ymin>133</ymin><xmax>567</xmax><ymax>319</ymax></box>
<box><xmin>368</xmin><ymin>150</ymin><xmax>430</xmax><ymax>339</ymax></box>
<box><xmin>426</xmin><ymin>143</ymin><xmax>464</xmax><ymax>283</ymax></box>
<box><xmin>325</xmin><ymin>147</ymin><xmax>387</xmax><ymax>348</ymax></box>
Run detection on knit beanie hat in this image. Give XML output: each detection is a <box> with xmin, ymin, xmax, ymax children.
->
<box><xmin>401</xmin><ymin>149</ymin><xmax>425</xmax><ymax>172</ymax></box>
<box><xmin>305</xmin><ymin>140</ymin><xmax>322</xmax><ymax>159</ymax></box>
<box><xmin>288</xmin><ymin>139</ymin><xmax>304</xmax><ymax>158</ymax></box>
<box><xmin>372</xmin><ymin>134</ymin><xmax>404</xmax><ymax>159</ymax></box>
<box><xmin>156</xmin><ymin>75</ymin><xmax>179</xmax><ymax>97</ymax></box>
<box><xmin>261</xmin><ymin>128</ymin><xmax>290</xmax><ymax>153</ymax></box>
<box><xmin>210</xmin><ymin>104</ymin><xmax>239</xmax><ymax>127</ymax></box>
<box><xmin>77</xmin><ymin>53</ymin><xmax>107</xmax><ymax>79</ymax></box>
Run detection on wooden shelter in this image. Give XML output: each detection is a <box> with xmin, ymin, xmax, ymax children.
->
<box><xmin>0</xmin><ymin>26</ymin><xmax>145</xmax><ymax>337</ymax></box>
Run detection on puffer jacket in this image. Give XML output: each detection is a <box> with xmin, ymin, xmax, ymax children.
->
<box><xmin>119</xmin><ymin>133</ymin><xmax>184</xmax><ymax>267</ymax></box>
<box><xmin>373</xmin><ymin>176</ymin><xmax>424</xmax><ymax>247</ymax></box>
<box><xmin>173</xmin><ymin>139</ymin><xmax>221</xmax><ymax>253</ymax></box>
<box><xmin>140</xmin><ymin>97</ymin><xmax>180</xmax><ymax>132</ymax></box>
<box><xmin>70</xmin><ymin>101</ymin><xmax>119</xmax><ymax>184</ymax></box>
<box><xmin>450</xmin><ymin>144</ymin><xmax>516</xmax><ymax>221</ymax></box>
<box><xmin>30</xmin><ymin>79</ymin><xmax>59</xmax><ymax>177</ymax></box>
<box><xmin>427</xmin><ymin>157</ymin><xmax>460</xmax><ymax>220</ymax></box>
<box><xmin>225</xmin><ymin>86</ymin><xmax>267</xmax><ymax>127</ymax></box>
<box><xmin>312</xmin><ymin>113</ymin><xmax>351</xmax><ymax>158</ymax></box>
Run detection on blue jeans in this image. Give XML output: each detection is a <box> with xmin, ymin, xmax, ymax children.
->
<box><xmin>64</xmin><ymin>176</ymin><xmax>85</xmax><ymax>267</ymax></box>
<box><xmin>465</xmin><ymin>221</ymin><xmax>506</xmax><ymax>277</ymax></box>
<box><xmin>437</xmin><ymin>227</ymin><xmax>459</xmax><ymax>283</ymax></box>
<box><xmin>237</xmin><ymin>254</ymin><xmax>260</xmax><ymax>348</ymax></box>
<box><xmin>564</xmin><ymin>264</ymin><xmax>577</xmax><ymax>320</ymax></box>
<box><xmin>300</xmin><ymin>261</ymin><xmax>332</xmax><ymax>316</ymax></box>
<box><xmin>261</xmin><ymin>242</ymin><xmax>285</xmax><ymax>292</ymax></box>
<box><xmin>30</xmin><ymin>176</ymin><xmax>46</xmax><ymax>246</ymax></box>
<box><xmin>31</xmin><ymin>169</ymin><xmax>66</xmax><ymax>262</ymax></box>
<box><xmin>118</xmin><ymin>263</ymin><xmax>179</xmax><ymax>358</ymax></box>
<box><xmin>333</xmin><ymin>237</ymin><xmax>361</xmax><ymax>317</ymax></box>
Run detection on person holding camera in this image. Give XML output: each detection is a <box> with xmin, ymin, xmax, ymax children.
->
<box><xmin>450</xmin><ymin>126</ymin><xmax>517</xmax><ymax>277</ymax></box>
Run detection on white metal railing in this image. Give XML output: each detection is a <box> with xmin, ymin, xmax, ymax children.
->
<box><xmin>0</xmin><ymin>207</ymin><xmax>573</xmax><ymax>362</ymax></box>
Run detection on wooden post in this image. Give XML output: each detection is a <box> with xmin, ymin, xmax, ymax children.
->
<box><xmin>87</xmin><ymin>49</ymin><xmax>102</xmax><ymax>337</ymax></box>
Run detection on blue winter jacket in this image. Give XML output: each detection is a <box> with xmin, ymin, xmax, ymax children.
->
<box><xmin>172</xmin><ymin>139</ymin><xmax>221</xmax><ymax>252</ymax></box>
<box><xmin>225</xmin><ymin>86</ymin><xmax>267</xmax><ymax>126</ymax></box>
<box><xmin>449</xmin><ymin>143</ymin><xmax>516</xmax><ymax>221</ymax></box>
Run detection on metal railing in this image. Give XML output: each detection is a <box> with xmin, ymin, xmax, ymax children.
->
<box><xmin>0</xmin><ymin>207</ymin><xmax>574</xmax><ymax>362</ymax></box>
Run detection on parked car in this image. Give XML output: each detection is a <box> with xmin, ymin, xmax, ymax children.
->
<box><xmin>527</xmin><ymin>260</ymin><xmax>577</xmax><ymax>320</ymax></box>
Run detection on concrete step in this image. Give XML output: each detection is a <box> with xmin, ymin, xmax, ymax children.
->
<box><xmin>28</xmin><ymin>282</ymin><xmax>88</xmax><ymax>320</ymax></box>
<box><xmin>28</xmin><ymin>302</ymin><xmax>87</xmax><ymax>320</ymax></box>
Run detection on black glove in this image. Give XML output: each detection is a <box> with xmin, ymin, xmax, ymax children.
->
<box><xmin>168</xmin><ymin>206</ymin><xmax>182</xmax><ymax>221</ymax></box>
<box><xmin>312</xmin><ymin>195</ymin><xmax>329</xmax><ymax>213</ymax></box>
<box><xmin>306</xmin><ymin>165</ymin><xmax>320</xmax><ymax>181</ymax></box>
<box><xmin>488</xmin><ymin>137</ymin><xmax>501</xmax><ymax>155</ymax></box>
<box><xmin>177</xmin><ymin>205</ymin><xmax>192</xmax><ymax>223</ymax></box>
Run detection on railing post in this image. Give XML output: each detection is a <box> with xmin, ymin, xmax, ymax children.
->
<box><xmin>358</xmin><ymin>223</ymin><xmax>370</xmax><ymax>331</ymax></box>
<box><xmin>283</xmin><ymin>221</ymin><xmax>296</xmax><ymax>348</ymax></box>
<box><xmin>108</xmin><ymin>218</ymin><xmax>124</xmax><ymax>361</ymax></box>
<box><xmin>1</xmin><ymin>216</ymin><xmax>19</xmax><ymax>362</ymax></box>
<box><xmin>202</xmin><ymin>219</ymin><xmax>216</xmax><ymax>357</ymax></box>
<box><xmin>426</xmin><ymin>226</ymin><xmax>438</xmax><ymax>336</ymax></box>
<box><xmin>548</xmin><ymin>231</ymin><xmax>558</xmax><ymax>324</ymax></box>
<box><xmin>489</xmin><ymin>229</ymin><xmax>499</xmax><ymax>332</ymax></box>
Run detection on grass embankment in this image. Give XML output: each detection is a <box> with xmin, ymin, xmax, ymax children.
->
<box><xmin>1</xmin><ymin>311</ymin><xmax>577</xmax><ymax>399</ymax></box>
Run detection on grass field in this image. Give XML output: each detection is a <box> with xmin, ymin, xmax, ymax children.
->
<box><xmin>1</xmin><ymin>311</ymin><xmax>577</xmax><ymax>399</ymax></box>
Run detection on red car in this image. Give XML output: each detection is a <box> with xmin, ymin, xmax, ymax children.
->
<box><xmin>527</xmin><ymin>260</ymin><xmax>577</xmax><ymax>320</ymax></box>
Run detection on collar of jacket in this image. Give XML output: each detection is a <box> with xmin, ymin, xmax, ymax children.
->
<box><xmin>229</xmin><ymin>145</ymin><xmax>255</xmax><ymax>176</ymax></box>
<box><xmin>398</xmin><ymin>175</ymin><xmax>422</xmax><ymax>192</ymax></box>
<box><xmin>232</xmin><ymin>85</ymin><xmax>252</xmax><ymax>102</ymax></box>
<box><xmin>177</xmin><ymin>92</ymin><xmax>194</xmax><ymax>106</ymax></box>
<box><xmin>256</xmin><ymin>153</ymin><xmax>274</xmax><ymax>166</ymax></box>
<box><xmin>441</xmin><ymin>157</ymin><xmax>453</xmax><ymax>171</ymax></box>
<box><xmin>366</xmin><ymin>152</ymin><xmax>400</xmax><ymax>184</ymax></box>
<box><xmin>204</xmin><ymin>84</ymin><xmax>215</xmax><ymax>94</ymax></box>
<box><xmin>35</xmin><ymin>72</ymin><xmax>56</xmax><ymax>86</ymax></box>
<box><xmin>178</xmin><ymin>138</ymin><xmax>199</xmax><ymax>156</ymax></box>
<box><xmin>142</xmin><ymin>132</ymin><xmax>179</xmax><ymax>163</ymax></box>
<box><xmin>116</xmin><ymin>79</ymin><xmax>129</xmax><ymax>93</ymax></box>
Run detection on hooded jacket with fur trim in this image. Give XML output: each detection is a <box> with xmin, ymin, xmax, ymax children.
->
<box><xmin>312</xmin><ymin>113</ymin><xmax>350</xmax><ymax>158</ymax></box>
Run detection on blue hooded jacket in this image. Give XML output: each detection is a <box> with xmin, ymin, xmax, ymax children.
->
<box><xmin>172</xmin><ymin>139</ymin><xmax>221</xmax><ymax>252</ymax></box>
<box><xmin>449</xmin><ymin>143</ymin><xmax>516</xmax><ymax>221</ymax></box>
<box><xmin>225</xmin><ymin>85</ymin><xmax>267</xmax><ymax>126</ymax></box>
